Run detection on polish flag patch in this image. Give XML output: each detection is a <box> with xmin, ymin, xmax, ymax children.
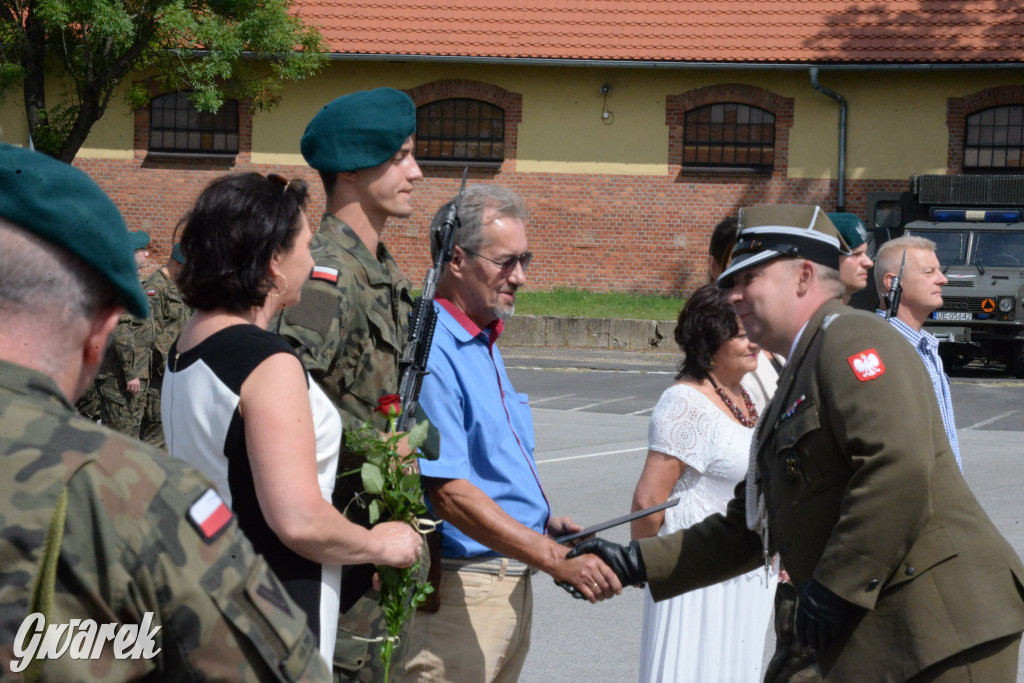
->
<box><xmin>311</xmin><ymin>265</ymin><xmax>339</xmax><ymax>283</ymax></box>
<box><xmin>188</xmin><ymin>488</ymin><xmax>233</xmax><ymax>542</ymax></box>
<box><xmin>146</xmin><ymin>289</ymin><xmax>157</xmax><ymax>296</ymax></box>
<box><xmin>847</xmin><ymin>348</ymin><xmax>886</xmax><ymax>382</ymax></box>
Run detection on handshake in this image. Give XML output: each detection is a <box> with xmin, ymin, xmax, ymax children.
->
<box><xmin>557</xmin><ymin>538</ymin><xmax>648</xmax><ymax>599</ymax></box>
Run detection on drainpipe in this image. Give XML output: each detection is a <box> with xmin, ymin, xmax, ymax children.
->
<box><xmin>809</xmin><ymin>67</ymin><xmax>847</xmax><ymax>212</ymax></box>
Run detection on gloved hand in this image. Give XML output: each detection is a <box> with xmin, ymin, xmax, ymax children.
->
<box><xmin>565</xmin><ymin>538</ymin><xmax>647</xmax><ymax>588</ymax></box>
<box><xmin>796</xmin><ymin>578</ymin><xmax>853</xmax><ymax>651</ymax></box>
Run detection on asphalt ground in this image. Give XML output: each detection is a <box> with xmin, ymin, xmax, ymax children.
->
<box><xmin>496</xmin><ymin>346</ymin><xmax>1024</xmax><ymax>683</ymax></box>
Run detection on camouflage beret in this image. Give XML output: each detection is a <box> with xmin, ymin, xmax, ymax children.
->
<box><xmin>828</xmin><ymin>212</ymin><xmax>868</xmax><ymax>250</ymax></box>
<box><xmin>718</xmin><ymin>205</ymin><xmax>844</xmax><ymax>289</ymax></box>
<box><xmin>0</xmin><ymin>144</ymin><xmax>148</xmax><ymax>317</ymax></box>
<box><xmin>301</xmin><ymin>87</ymin><xmax>416</xmax><ymax>172</ymax></box>
<box><xmin>171</xmin><ymin>242</ymin><xmax>185</xmax><ymax>264</ymax></box>
<box><xmin>129</xmin><ymin>230</ymin><xmax>151</xmax><ymax>250</ymax></box>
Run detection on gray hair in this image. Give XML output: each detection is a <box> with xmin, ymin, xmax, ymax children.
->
<box><xmin>781</xmin><ymin>257</ymin><xmax>845</xmax><ymax>299</ymax></box>
<box><xmin>874</xmin><ymin>235</ymin><xmax>937</xmax><ymax>296</ymax></box>
<box><xmin>431</xmin><ymin>184</ymin><xmax>528</xmax><ymax>259</ymax></box>
<box><xmin>0</xmin><ymin>220</ymin><xmax>120</xmax><ymax>367</ymax></box>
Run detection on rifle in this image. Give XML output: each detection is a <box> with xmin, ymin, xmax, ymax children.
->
<box><xmin>395</xmin><ymin>167</ymin><xmax>468</xmax><ymax>433</ymax></box>
<box><xmin>884</xmin><ymin>249</ymin><xmax>906</xmax><ymax>320</ymax></box>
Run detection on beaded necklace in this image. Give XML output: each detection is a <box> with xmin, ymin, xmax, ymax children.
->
<box><xmin>706</xmin><ymin>374</ymin><xmax>759</xmax><ymax>428</ymax></box>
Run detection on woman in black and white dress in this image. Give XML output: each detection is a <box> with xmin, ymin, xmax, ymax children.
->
<box><xmin>162</xmin><ymin>172</ymin><xmax>422</xmax><ymax>667</ymax></box>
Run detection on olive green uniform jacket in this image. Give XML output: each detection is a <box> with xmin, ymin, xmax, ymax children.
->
<box><xmin>0</xmin><ymin>359</ymin><xmax>330</xmax><ymax>681</ymax></box>
<box><xmin>639</xmin><ymin>299</ymin><xmax>1024</xmax><ymax>681</ymax></box>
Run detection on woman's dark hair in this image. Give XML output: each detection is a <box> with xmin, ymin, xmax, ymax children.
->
<box><xmin>708</xmin><ymin>216</ymin><xmax>739</xmax><ymax>282</ymax></box>
<box><xmin>675</xmin><ymin>283</ymin><xmax>740</xmax><ymax>380</ymax></box>
<box><xmin>178</xmin><ymin>173</ymin><xmax>309</xmax><ymax>312</ymax></box>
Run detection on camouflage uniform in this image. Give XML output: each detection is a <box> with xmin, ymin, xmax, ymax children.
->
<box><xmin>275</xmin><ymin>215</ymin><xmax>417</xmax><ymax>683</ymax></box>
<box><xmin>94</xmin><ymin>310</ymin><xmax>151</xmax><ymax>437</ymax></box>
<box><xmin>139</xmin><ymin>267</ymin><xmax>189</xmax><ymax>448</ymax></box>
<box><xmin>0</xmin><ymin>358</ymin><xmax>331</xmax><ymax>681</ymax></box>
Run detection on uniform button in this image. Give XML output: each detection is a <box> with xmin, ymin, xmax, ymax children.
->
<box><xmin>905</xmin><ymin>566</ymin><xmax>916</xmax><ymax>576</ymax></box>
<box><xmin>867</xmin><ymin>579</ymin><xmax>879</xmax><ymax>591</ymax></box>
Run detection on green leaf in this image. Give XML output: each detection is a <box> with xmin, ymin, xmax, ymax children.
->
<box><xmin>361</xmin><ymin>463</ymin><xmax>385</xmax><ymax>494</ymax></box>
<box><xmin>406</xmin><ymin>419</ymin><xmax>430</xmax><ymax>451</ymax></box>
<box><xmin>368</xmin><ymin>499</ymin><xmax>383</xmax><ymax>525</ymax></box>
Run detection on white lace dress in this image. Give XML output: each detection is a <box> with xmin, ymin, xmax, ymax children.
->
<box><xmin>638</xmin><ymin>383</ymin><xmax>777</xmax><ymax>683</ymax></box>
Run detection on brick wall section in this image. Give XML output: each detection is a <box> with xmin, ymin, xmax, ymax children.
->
<box><xmin>75</xmin><ymin>82</ymin><xmax>910</xmax><ymax>295</ymax></box>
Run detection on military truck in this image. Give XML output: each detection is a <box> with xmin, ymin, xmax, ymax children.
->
<box><xmin>865</xmin><ymin>174</ymin><xmax>1024</xmax><ymax>377</ymax></box>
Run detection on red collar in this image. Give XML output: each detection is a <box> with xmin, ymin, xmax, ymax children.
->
<box><xmin>436</xmin><ymin>297</ymin><xmax>504</xmax><ymax>347</ymax></box>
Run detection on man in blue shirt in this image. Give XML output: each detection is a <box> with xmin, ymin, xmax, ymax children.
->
<box><xmin>402</xmin><ymin>184</ymin><xmax>621</xmax><ymax>683</ymax></box>
<box><xmin>875</xmin><ymin>235</ymin><xmax>962</xmax><ymax>470</ymax></box>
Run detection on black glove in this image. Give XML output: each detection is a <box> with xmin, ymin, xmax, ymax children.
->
<box><xmin>796</xmin><ymin>579</ymin><xmax>853</xmax><ymax>651</ymax></box>
<box><xmin>564</xmin><ymin>538</ymin><xmax>647</xmax><ymax>591</ymax></box>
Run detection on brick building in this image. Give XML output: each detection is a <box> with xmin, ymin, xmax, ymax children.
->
<box><xmin>3</xmin><ymin>1</ymin><xmax>1024</xmax><ymax>296</ymax></box>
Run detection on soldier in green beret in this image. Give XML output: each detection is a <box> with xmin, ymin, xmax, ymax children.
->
<box><xmin>830</xmin><ymin>211</ymin><xmax>874</xmax><ymax>303</ymax></box>
<box><xmin>0</xmin><ymin>144</ymin><xmax>330</xmax><ymax>681</ymax></box>
<box><xmin>139</xmin><ymin>242</ymin><xmax>190</xmax><ymax>448</ymax></box>
<box><xmin>274</xmin><ymin>86</ymin><xmax>424</xmax><ymax>682</ymax></box>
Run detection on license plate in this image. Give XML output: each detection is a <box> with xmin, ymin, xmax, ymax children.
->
<box><xmin>933</xmin><ymin>311</ymin><xmax>972</xmax><ymax>321</ymax></box>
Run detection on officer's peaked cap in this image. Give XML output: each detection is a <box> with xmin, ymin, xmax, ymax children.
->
<box><xmin>717</xmin><ymin>205</ymin><xmax>848</xmax><ymax>289</ymax></box>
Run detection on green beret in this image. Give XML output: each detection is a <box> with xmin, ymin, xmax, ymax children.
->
<box><xmin>0</xmin><ymin>144</ymin><xmax>148</xmax><ymax>317</ymax></box>
<box><xmin>828</xmin><ymin>212</ymin><xmax>868</xmax><ymax>250</ymax></box>
<box><xmin>129</xmin><ymin>230</ymin><xmax>151</xmax><ymax>250</ymax></box>
<box><xmin>301</xmin><ymin>87</ymin><xmax>416</xmax><ymax>172</ymax></box>
<box><xmin>171</xmin><ymin>242</ymin><xmax>185</xmax><ymax>264</ymax></box>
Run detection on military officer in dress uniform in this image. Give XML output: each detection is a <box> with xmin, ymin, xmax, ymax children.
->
<box><xmin>273</xmin><ymin>87</ymin><xmax>424</xmax><ymax>682</ymax></box>
<box><xmin>0</xmin><ymin>144</ymin><xmax>330</xmax><ymax>681</ymax></box>
<box><xmin>569</xmin><ymin>205</ymin><xmax>1024</xmax><ymax>682</ymax></box>
<box><xmin>139</xmin><ymin>242</ymin><xmax>189</xmax><ymax>447</ymax></box>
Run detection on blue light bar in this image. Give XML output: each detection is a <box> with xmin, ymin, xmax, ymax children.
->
<box><xmin>930</xmin><ymin>208</ymin><xmax>1022</xmax><ymax>222</ymax></box>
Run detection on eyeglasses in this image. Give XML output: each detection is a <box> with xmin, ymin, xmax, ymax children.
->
<box><xmin>463</xmin><ymin>249</ymin><xmax>533</xmax><ymax>272</ymax></box>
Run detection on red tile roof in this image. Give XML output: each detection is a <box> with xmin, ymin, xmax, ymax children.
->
<box><xmin>294</xmin><ymin>1</ymin><xmax>1024</xmax><ymax>64</ymax></box>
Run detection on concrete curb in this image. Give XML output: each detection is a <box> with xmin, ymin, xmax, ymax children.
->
<box><xmin>501</xmin><ymin>314</ymin><xmax>676</xmax><ymax>351</ymax></box>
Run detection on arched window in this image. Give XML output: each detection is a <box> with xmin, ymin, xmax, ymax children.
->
<box><xmin>415</xmin><ymin>98</ymin><xmax>505</xmax><ymax>163</ymax></box>
<box><xmin>682</xmin><ymin>103</ymin><xmax>775</xmax><ymax>173</ymax></box>
<box><xmin>964</xmin><ymin>105</ymin><xmax>1024</xmax><ymax>172</ymax></box>
<box><xmin>149</xmin><ymin>92</ymin><xmax>239</xmax><ymax>155</ymax></box>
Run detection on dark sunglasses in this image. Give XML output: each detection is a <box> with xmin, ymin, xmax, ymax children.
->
<box><xmin>464</xmin><ymin>248</ymin><xmax>533</xmax><ymax>272</ymax></box>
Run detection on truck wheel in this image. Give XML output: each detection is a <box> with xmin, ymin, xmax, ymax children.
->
<box><xmin>1013</xmin><ymin>344</ymin><xmax>1024</xmax><ymax>379</ymax></box>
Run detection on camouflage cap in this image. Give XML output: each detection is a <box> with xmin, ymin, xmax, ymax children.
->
<box><xmin>828</xmin><ymin>211</ymin><xmax>868</xmax><ymax>250</ymax></box>
<box><xmin>301</xmin><ymin>87</ymin><xmax>416</xmax><ymax>172</ymax></box>
<box><xmin>0</xmin><ymin>144</ymin><xmax>148</xmax><ymax>317</ymax></box>
<box><xmin>717</xmin><ymin>205</ymin><xmax>845</xmax><ymax>289</ymax></box>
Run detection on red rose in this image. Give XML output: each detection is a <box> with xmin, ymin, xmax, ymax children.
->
<box><xmin>376</xmin><ymin>394</ymin><xmax>402</xmax><ymax>418</ymax></box>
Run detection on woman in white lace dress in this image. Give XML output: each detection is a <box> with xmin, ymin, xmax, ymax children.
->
<box><xmin>631</xmin><ymin>284</ymin><xmax>777</xmax><ymax>683</ymax></box>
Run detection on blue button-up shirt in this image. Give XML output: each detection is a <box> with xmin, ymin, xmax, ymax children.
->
<box><xmin>417</xmin><ymin>299</ymin><xmax>551</xmax><ymax>558</ymax></box>
<box><xmin>879</xmin><ymin>312</ymin><xmax>963</xmax><ymax>471</ymax></box>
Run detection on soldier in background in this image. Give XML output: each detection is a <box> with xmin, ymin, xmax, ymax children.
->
<box><xmin>274</xmin><ymin>87</ymin><xmax>423</xmax><ymax>682</ymax></box>
<box><xmin>139</xmin><ymin>242</ymin><xmax>189</xmax><ymax>447</ymax></box>
<box><xmin>0</xmin><ymin>143</ymin><xmax>331</xmax><ymax>681</ymax></box>
<box><xmin>86</xmin><ymin>230</ymin><xmax>152</xmax><ymax>436</ymax></box>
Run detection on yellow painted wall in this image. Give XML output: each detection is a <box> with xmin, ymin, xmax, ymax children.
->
<box><xmin>9</xmin><ymin>60</ymin><xmax>1022</xmax><ymax>178</ymax></box>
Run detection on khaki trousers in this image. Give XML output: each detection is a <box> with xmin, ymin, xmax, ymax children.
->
<box><xmin>401</xmin><ymin>566</ymin><xmax>532</xmax><ymax>683</ymax></box>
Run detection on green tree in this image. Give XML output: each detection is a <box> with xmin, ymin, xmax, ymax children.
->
<box><xmin>0</xmin><ymin>0</ymin><xmax>326</xmax><ymax>161</ymax></box>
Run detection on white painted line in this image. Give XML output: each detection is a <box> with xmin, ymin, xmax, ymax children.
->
<box><xmin>507</xmin><ymin>365</ymin><xmax>674</xmax><ymax>376</ymax></box>
<box><xmin>536</xmin><ymin>446</ymin><xmax>647</xmax><ymax>464</ymax></box>
<box><xmin>568</xmin><ymin>396</ymin><xmax>636</xmax><ymax>412</ymax></box>
<box><xmin>627</xmin><ymin>407</ymin><xmax>654</xmax><ymax>416</ymax></box>
<box><xmin>528</xmin><ymin>393</ymin><xmax>577</xmax><ymax>405</ymax></box>
<box><xmin>962</xmin><ymin>409</ymin><xmax>1019</xmax><ymax>431</ymax></box>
